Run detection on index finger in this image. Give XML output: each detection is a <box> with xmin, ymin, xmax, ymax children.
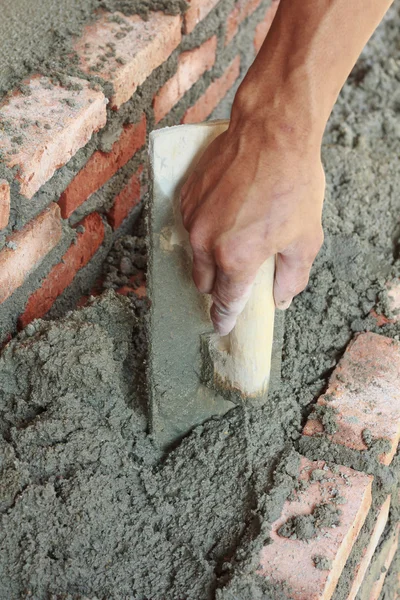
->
<box><xmin>210</xmin><ymin>268</ymin><xmax>256</xmax><ymax>336</ymax></box>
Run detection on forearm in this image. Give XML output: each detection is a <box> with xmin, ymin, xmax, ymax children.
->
<box><xmin>232</xmin><ymin>0</ymin><xmax>393</xmax><ymax>148</ymax></box>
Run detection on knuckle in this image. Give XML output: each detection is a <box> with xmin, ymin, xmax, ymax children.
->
<box><xmin>214</xmin><ymin>243</ymin><xmax>240</xmax><ymax>275</ymax></box>
<box><xmin>189</xmin><ymin>228</ymin><xmax>207</xmax><ymax>253</ymax></box>
<box><xmin>298</xmin><ymin>230</ymin><xmax>324</xmax><ymax>264</ymax></box>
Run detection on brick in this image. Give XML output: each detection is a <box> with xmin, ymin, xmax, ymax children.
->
<box><xmin>371</xmin><ymin>278</ymin><xmax>400</xmax><ymax>326</ymax></box>
<box><xmin>116</xmin><ymin>272</ymin><xmax>146</xmax><ymax>299</ymax></box>
<box><xmin>253</xmin><ymin>0</ymin><xmax>280</xmax><ymax>53</ymax></box>
<box><xmin>182</xmin><ymin>56</ymin><xmax>240</xmax><ymax>123</ymax></box>
<box><xmin>0</xmin><ymin>76</ymin><xmax>107</xmax><ymax>199</ymax></box>
<box><xmin>257</xmin><ymin>457</ymin><xmax>373</xmax><ymax>600</ymax></box>
<box><xmin>0</xmin><ymin>179</ymin><xmax>10</xmax><ymax>229</ymax></box>
<box><xmin>364</xmin><ymin>524</ymin><xmax>399</xmax><ymax>600</ymax></box>
<box><xmin>225</xmin><ymin>0</ymin><xmax>263</xmax><ymax>45</ymax></box>
<box><xmin>0</xmin><ymin>204</ymin><xmax>62</xmax><ymax>305</ymax></box>
<box><xmin>107</xmin><ymin>166</ymin><xmax>143</xmax><ymax>230</ymax></box>
<box><xmin>154</xmin><ymin>36</ymin><xmax>217</xmax><ymax>123</ymax></box>
<box><xmin>184</xmin><ymin>0</ymin><xmax>220</xmax><ymax>33</ymax></box>
<box><xmin>75</xmin><ymin>11</ymin><xmax>182</xmax><ymax>110</ymax></box>
<box><xmin>303</xmin><ymin>333</ymin><xmax>400</xmax><ymax>466</ymax></box>
<box><xmin>19</xmin><ymin>212</ymin><xmax>105</xmax><ymax>327</ymax></box>
<box><xmin>59</xmin><ymin>115</ymin><xmax>146</xmax><ymax>219</ymax></box>
<box><xmin>346</xmin><ymin>495</ymin><xmax>391</xmax><ymax>600</ymax></box>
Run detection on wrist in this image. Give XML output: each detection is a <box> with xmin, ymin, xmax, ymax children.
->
<box><xmin>230</xmin><ymin>40</ymin><xmax>333</xmax><ymax>156</ymax></box>
<box><xmin>231</xmin><ymin>74</ymin><xmax>325</xmax><ymax>158</ymax></box>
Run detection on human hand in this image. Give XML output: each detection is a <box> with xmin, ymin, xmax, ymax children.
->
<box><xmin>180</xmin><ymin>114</ymin><xmax>325</xmax><ymax>336</ymax></box>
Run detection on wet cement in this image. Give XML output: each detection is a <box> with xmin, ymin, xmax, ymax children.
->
<box><xmin>0</xmin><ymin>4</ymin><xmax>400</xmax><ymax>599</ymax></box>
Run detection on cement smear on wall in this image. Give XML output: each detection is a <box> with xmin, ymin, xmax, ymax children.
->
<box><xmin>0</xmin><ymin>5</ymin><xmax>400</xmax><ymax>600</ymax></box>
<box><xmin>0</xmin><ymin>0</ymin><xmax>186</xmax><ymax>98</ymax></box>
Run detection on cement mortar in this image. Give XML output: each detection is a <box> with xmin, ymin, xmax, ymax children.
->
<box><xmin>0</xmin><ymin>0</ymin><xmax>186</xmax><ymax>99</ymax></box>
<box><xmin>0</xmin><ymin>5</ymin><xmax>400</xmax><ymax>600</ymax></box>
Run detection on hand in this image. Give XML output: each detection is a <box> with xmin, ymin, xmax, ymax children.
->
<box><xmin>180</xmin><ymin>115</ymin><xmax>325</xmax><ymax>336</ymax></box>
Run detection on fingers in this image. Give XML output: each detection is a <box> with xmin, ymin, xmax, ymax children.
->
<box><xmin>210</xmin><ymin>257</ymin><xmax>257</xmax><ymax>335</ymax></box>
<box><xmin>274</xmin><ymin>234</ymin><xmax>323</xmax><ymax>310</ymax></box>
<box><xmin>192</xmin><ymin>246</ymin><xmax>216</xmax><ymax>293</ymax></box>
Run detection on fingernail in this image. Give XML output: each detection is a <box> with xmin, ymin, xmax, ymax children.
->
<box><xmin>277</xmin><ymin>298</ymin><xmax>292</xmax><ymax>311</ymax></box>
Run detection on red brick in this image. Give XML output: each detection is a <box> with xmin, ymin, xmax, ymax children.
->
<box><xmin>371</xmin><ymin>278</ymin><xmax>400</xmax><ymax>326</ymax></box>
<box><xmin>75</xmin><ymin>11</ymin><xmax>182</xmax><ymax>110</ymax></box>
<box><xmin>117</xmin><ymin>272</ymin><xmax>146</xmax><ymax>299</ymax></box>
<box><xmin>225</xmin><ymin>0</ymin><xmax>263</xmax><ymax>45</ymax></box>
<box><xmin>154</xmin><ymin>36</ymin><xmax>217</xmax><ymax>123</ymax></box>
<box><xmin>107</xmin><ymin>166</ymin><xmax>143</xmax><ymax>230</ymax></box>
<box><xmin>0</xmin><ymin>180</ymin><xmax>10</xmax><ymax>229</ymax></box>
<box><xmin>184</xmin><ymin>0</ymin><xmax>220</xmax><ymax>33</ymax></box>
<box><xmin>257</xmin><ymin>457</ymin><xmax>373</xmax><ymax>600</ymax></box>
<box><xmin>0</xmin><ymin>76</ymin><xmax>107</xmax><ymax>199</ymax></box>
<box><xmin>303</xmin><ymin>333</ymin><xmax>400</xmax><ymax>466</ymax></box>
<box><xmin>182</xmin><ymin>56</ymin><xmax>240</xmax><ymax>123</ymax></box>
<box><xmin>367</xmin><ymin>524</ymin><xmax>399</xmax><ymax>600</ymax></box>
<box><xmin>253</xmin><ymin>0</ymin><xmax>280</xmax><ymax>53</ymax></box>
<box><xmin>59</xmin><ymin>115</ymin><xmax>146</xmax><ymax>219</ymax></box>
<box><xmin>0</xmin><ymin>204</ymin><xmax>62</xmax><ymax>305</ymax></box>
<box><xmin>346</xmin><ymin>495</ymin><xmax>391</xmax><ymax>600</ymax></box>
<box><xmin>19</xmin><ymin>212</ymin><xmax>105</xmax><ymax>327</ymax></box>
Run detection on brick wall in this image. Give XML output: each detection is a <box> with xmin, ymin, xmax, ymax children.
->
<box><xmin>0</xmin><ymin>0</ymin><xmax>278</xmax><ymax>340</ymax></box>
<box><xmin>0</xmin><ymin>2</ymin><xmax>399</xmax><ymax>597</ymax></box>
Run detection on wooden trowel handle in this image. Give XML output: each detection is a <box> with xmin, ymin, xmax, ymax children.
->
<box><xmin>211</xmin><ymin>256</ymin><xmax>276</xmax><ymax>397</ymax></box>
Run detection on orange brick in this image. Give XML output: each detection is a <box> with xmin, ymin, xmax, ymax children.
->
<box><xmin>75</xmin><ymin>11</ymin><xmax>182</xmax><ymax>110</ymax></box>
<box><xmin>253</xmin><ymin>0</ymin><xmax>279</xmax><ymax>53</ymax></box>
<box><xmin>367</xmin><ymin>524</ymin><xmax>399</xmax><ymax>600</ymax></box>
<box><xmin>0</xmin><ymin>76</ymin><xmax>107</xmax><ymax>199</ymax></box>
<box><xmin>0</xmin><ymin>179</ymin><xmax>10</xmax><ymax>229</ymax></box>
<box><xmin>107</xmin><ymin>166</ymin><xmax>143</xmax><ymax>230</ymax></box>
<box><xmin>184</xmin><ymin>0</ymin><xmax>220</xmax><ymax>33</ymax></box>
<box><xmin>225</xmin><ymin>0</ymin><xmax>263</xmax><ymax>45</ymax></box>
<box><xmin>182</xmin><ymin>56</ymin><xmax>240</xmax><ymax>123</ymax></box>
<box><xmin>257</xmin><ymin>457</ymin><xmax>373</xmax><ymax>600</ymax></box>
<box><xmin>59</xmin><ymin>115</ymin><xmax>146</xmax><ymax>219</ymax></box>
<box><xmin>303</xmin><ymin>333</ymin><xmax>400</xmax><ymax>466</ymax></box>
<box><xmin>154</xmin><ymin>36</ymin><xmax>217</xmax><ymax>123</ymax></box>
<box><xmin>371</xmin><ymin>279</ymin><xmax>400</xmax><ymax>326</ymax></box>
<box><xmin>19</xmin><ymin>212</ymin><xmax>105</xmax><ymax>327</ymax></box>
<box><xmin>0</xmin><ymin>204</ymin><xmax>62</xmax><ymax>305</ymax></box>
<box><xmin>346</xmin><ymin>495</ymin><xmax>391</xmax><ymax>600</ymax></box>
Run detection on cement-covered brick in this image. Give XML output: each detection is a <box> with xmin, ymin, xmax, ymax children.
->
<box><xmin>371</xmin><ymin>278</ymin><xmax>400</xmax><ymax>325</ymax></box>
<box><xmin>0</xmin><ymin>76</ymin><xmax>107</xmax><ymax>199</ymax></box>
<box><xmin>303</xmin><ymin>332</ymin><xmax>400</xmax><ymax>466</ymax></box>
<box><xmin>19</xmin><ymin>212</ymin><xmax>105</xmax><ymax>327</ymax></box>
<box><xmin>257</xmin><ymin>457</ymin><xmax>373</xmax><ymax>600</ymax></box>
<box><xmin>59</xmin><ymin>115</ymin><xmax>146</xmax><ymax>219</ymax></box>
<box><xmin>75</xmin><ymin>11</ymin><xmax>182</xmax><ymax>110</ymax></box>
<box><xmin>107</xmin><ymin>166</ymin><xmax>143</xmax><ymax>230</ymax></box>
<box><xmin>184</xmin><ymin>0</ymin><xmax>220</xmax><ymax>33</ymax></box>
<box><xmin>225</xmin><ymin>0</ymin><xmax>263</xmax><ymax>45</ymax></box>
<box><xmin>154</xmin><ymin>36</ymin><xmax>217</xmax><ymax>123</ymax></box>
<box><xmin>346</xmin><ymin>495</ymin><xmax>391</xmax><ymax>600</ymax></box>
<box><xmin>182</xmin><ymin>56</ymin><xmax>240</xmax><ymax>123</ymax></box>
<box><xmin>0</xmin><ymin>204</ymin><xmax>62</xmax><ymax>305</ymax></box>
<box><xmin>253</xmin><ymin>0</ymin><xmax>279</xmax><ymax>53</ymax></box>
<box><xmin>0</xmin><ymin>179</ymin><xmax>10</xmax><ymax>229</ymax></box>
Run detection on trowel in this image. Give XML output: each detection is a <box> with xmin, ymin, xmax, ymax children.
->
<box><xmin>148</xmin><ymin>121</ymin><xmax>284</xmax><ymax>448</ymax></box>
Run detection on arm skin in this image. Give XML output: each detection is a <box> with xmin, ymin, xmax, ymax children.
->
<box><xmin>180</xmin><ymin>0</ymin><xmax>393</xmax><ymax>336</ymax></box>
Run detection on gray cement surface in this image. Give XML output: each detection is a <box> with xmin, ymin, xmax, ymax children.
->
<box><xmin>0</xmin><ymin>4</ymin><xmax>400</xmax><ymax>600</ymax></box>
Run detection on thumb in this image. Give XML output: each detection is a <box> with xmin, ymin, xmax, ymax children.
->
<box><xmin>274</xmin><ymin>251</ymin><xmax>312</xmax><ymax>310</ymax></box>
